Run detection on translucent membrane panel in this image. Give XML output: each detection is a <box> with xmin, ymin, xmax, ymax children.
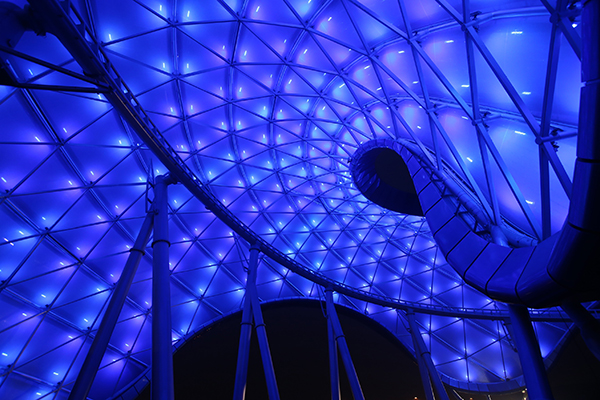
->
<box><xmin>0</xmin><ymin>0</ymin><xmax>580</xmax><ymax>397</ymax></box>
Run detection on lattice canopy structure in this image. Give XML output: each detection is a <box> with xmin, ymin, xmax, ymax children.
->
<box><xmin>0</xmin><ymin>0</ymin><xmax>594</xmax><ymax>399</ymax></box>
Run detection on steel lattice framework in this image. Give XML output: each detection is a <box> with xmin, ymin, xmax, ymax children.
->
<box><xmin>0</xmin><ymin>0</ymin><xmax>588</xmax><ymax>398</ymax></box>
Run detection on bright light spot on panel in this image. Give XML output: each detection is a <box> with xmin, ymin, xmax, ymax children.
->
<box><xmin>445</xmin><ymin>40</ymin><xmax>454</xmax><ymax>43</ymax></box>
<box><xmin>511</xmin><ymin>30</ymin><xmax>523</xmax><ymax>35</ymax></box>
<box><xmin>526</xmin><ymin>200</ymin><xmax>534</xmax><ymax>205</ymax></box>
<box><xmin>255</xmin><ymin>5</ymin><xmax>260</xmax><ymax>12</ymax></box>
<box><xmin>522</xmin><ymin>91</ymin><xmax>531</xmax><ymax>95</ymax></box>
<box><xmin>515</xmin><ymin>131</ymin><xmax>526</xmax><ymax>135</ymax></box>
<box><xmin>572</xmin><ymin>23</ymin><xmax>578</xmax><ymax>28</ymax></box>
<box><xmin>466</xmin><ymin>157</ymin><xmax>473</xmax><ymax>162</ymax></box>
<box><xmin>461</xmin><ymin>84</ymin><xmax>469</xmax><ymax>88</ymax></box>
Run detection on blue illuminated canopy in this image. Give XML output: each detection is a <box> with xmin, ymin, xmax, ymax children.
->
<box><xmin>0</xmin><ymin>0</ymin><xmax>586</xmax><ymax>398</ymax></box>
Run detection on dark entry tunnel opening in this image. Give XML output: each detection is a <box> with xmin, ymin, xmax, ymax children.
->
<box><xmin>351</xmin><ymin>145</ymin><xmax>423</xmax><ymax>216</ymax></box>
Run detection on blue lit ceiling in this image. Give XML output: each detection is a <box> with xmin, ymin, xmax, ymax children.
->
<box><xmin>0</xmin><ymin>0</ymin><xmax>581</xmax><ymax>398</ymax></box>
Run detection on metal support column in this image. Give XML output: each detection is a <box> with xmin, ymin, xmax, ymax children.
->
<box><xmin>507</xmin><ymin>305</ymin><xmax>554</xmax><ymax>400</ymax></box>
<box><xmin>407</xmin><ymin>311</ymin><xmax>435</xmax><ymax>400</ymax></box>
<box><xmin>233</xmin><ymin>244</ymin><xmax>260</xmax><ymax>400</ymax></box>
<box><xmin>561</xmin><ymin>302</ymin><xmax>600</xmax><ymax>361</ymax></box>
<box><xmin>407</xmin><ymin>311</ymin><xmax>450</xmax><ymax>400</ymax></box>
<box><xmin>327</xmin><ymin>309</ymin><xmax>341</xmax><ymax>400</ymax></box>
<box><xmin>68</xmin><ymin>213</ymin><xmax>154</xmax><ymax>400</ymax></box>
<box><xmin>325</xmin><ymin>289</ymin><xmax>365</xmax><ymax>400</ymax></box>
<box><xmin>245</xmin><ymin>245</ymin><xmax>280</xmax><ymax>400</ymax></box>
<box><xmin>152</xmin><ymin>174</ymin><xmax>176</xmax><ymax>400</ymax></box>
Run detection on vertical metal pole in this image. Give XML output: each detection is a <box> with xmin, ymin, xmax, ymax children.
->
<box><xmin>407</xmin><ymin>311</ymin><xmax>450</xmax><ymax>400</ymax></box>
<box><xmin>327</xmin><ymin>307</ymin><xmax>341</xmax><ymax>400</ymax></box>
<box><xmin>233</xmin><ymin>244</ymin><xmax>258</xmax><ymax>400</ymax></box>
<box><xmin>507</xmin><ymin>304</ymin><xmax>554</xmax><ymax>400</ymax></box>
<box><xmin>539</xmin><ymin>0</ymin><xmax>566</xmax><ymax>240</ymax></box>
<box><xmin>246</xmin><ymin>245</ymin><xmax>280</xmax><ymax>400</ymax></box>
<box><xmin>325</xmin><ymin>289</ymin><xmax>365</xmax><ymax>400</ymax></box>
<box><xmin>152</xmin><ymin>174</ymin><xmax>175</xmax><ymax>400</ymax></box>
<box><xmin>68</xmin><ymin>213</ymin><xmax>154</xmax><ymax>400</ymax></box>
<box><xmin>407</xmin><ymin>311</ymin><xmax>435</xmax><ymax>400</ymax></box>
<box><xmin>561</xmin><ymin>302</ymin><xmax>600</xmax><ymax>361</ymax></box>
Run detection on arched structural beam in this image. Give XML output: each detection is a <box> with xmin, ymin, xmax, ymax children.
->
<box><xmin>16</xmin><ymin>0</ymin><xmax>600</xmax><ymax>315</ymax></box>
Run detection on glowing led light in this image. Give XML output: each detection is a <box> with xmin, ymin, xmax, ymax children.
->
<box><xmin>108</xmin><ymin>33</ymin><xmax>112</xmax><ymax>41</ymax></box>
<box><xmin>255</xmin><ymin>5</ymin><xmax>260</xmax><ymax>12</ymax></box>
<box><xmin>526</xmin><ymin>200</ymin><xmax>534</xmax><ymax>205</ymax></box>
<box><xmin>187</xmin><ymin>10</ymin><xmax>190</xmax><ymax>17</ymax></box>
<box><xmin>522</xmin><ymin>91</ymin><xmax>531</xmax><ymax>95</ymax></box>
<box><xmin>412</xmin><ymin>81</ymin><xmax>418</xmax><ymax>84</ymax></box>
<box><xmin>515</xmin><ymin>130</ymin><xmax>526</xmax><ymax>135</ymax></box>
<box><xmin>327</xmin><ymin>17</ymin><xmax>332</xmax><ymax>21</ymax></box>
<box><xmin>159</xmin><ymin>4</ymin><xmax>162</xmax><ymax>11</ymax></box>
<box><xmin>461</xmin><ymin>84</ymin><xmax>469</xmax><ymax>88</ymax></box>
<box><xmin>1</xmin><ymin>177</ymin><xmax>5</xmax><ymax>183</ymax></box>
<box><xmin>445</xmin><ymin>40</ymin><xmax>454</xmax><ymax>43</ymax></box>
<box><xmin>162</xmin><ymin>62</ymin><xmax>166</xmax><ymax>68</ymax></box>
<box><xmin>572</xmin><ymin>23</ymin><xmax>578</xmax><ymax>28</ymax></box>
<box><xmin>90</xmin><ymin>170</ymin><xmax>94</xmax><ymax>176</ymax></box>
<box><xmin>466</xmin><ymin>157</ymin><xmax>473</xmax><ymax>162</ymax></box>
<box><xmin>511</xmin><ymin>30</ymin><xmax>523</xmax><ymax>35</ymax></box>
<box><xmin>63</xmin><ymin>127</ymin><xmax>67</xmax><ymax>133</ymax></box>
<box><xmin>28</xmin><ymin>68</ymin><xmax>33</xmax><ymax>75</ymax></box>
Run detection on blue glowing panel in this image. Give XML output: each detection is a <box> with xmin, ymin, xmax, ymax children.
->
<box><xmin>0</xmin><ymin>0</ymin><xmax>583</xmax><ymax>398</ymax></box>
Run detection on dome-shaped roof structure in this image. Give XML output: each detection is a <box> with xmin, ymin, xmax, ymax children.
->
<box><xmin>0</xmin><ymin>0</ymin><xmax>593</xmax><ymax>398</ymax></box>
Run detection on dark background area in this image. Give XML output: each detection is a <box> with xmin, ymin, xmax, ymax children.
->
<box><xmin>136</xmin><ymin>300</ymin><xmax>600</xmax><ymax>399</ymax></box>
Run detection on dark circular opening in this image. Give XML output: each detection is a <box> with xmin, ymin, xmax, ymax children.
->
<box><xmin>351</xmin><ymin>144</ymin><xmax>423</xmax><ymax>216</ymax></box>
